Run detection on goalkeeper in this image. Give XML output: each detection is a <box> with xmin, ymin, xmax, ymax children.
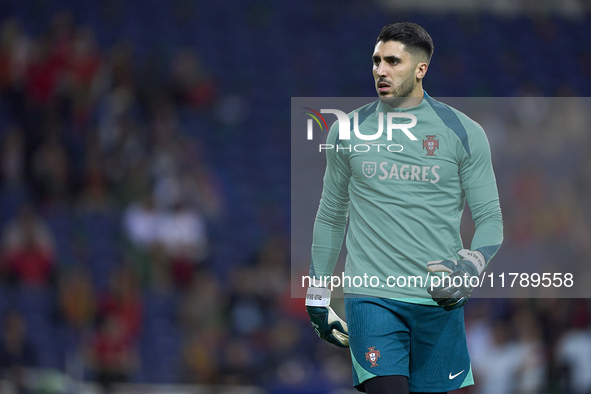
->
<box><xmin>306</xmin><ymin>22</ymin><xmax>503</xmax><ymax>394</ymax></box>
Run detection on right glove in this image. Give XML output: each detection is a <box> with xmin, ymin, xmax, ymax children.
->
<box><xmin>305</xmin><ymin>286</ymin><xmax>349</xmax><ymax>347</ymax></box>
<box><xmin>427</xmin><ymin>249</ymin><xmax>485</xmax><ymax>311</ymax></box>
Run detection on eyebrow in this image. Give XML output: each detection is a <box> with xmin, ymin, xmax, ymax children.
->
<box><xmin>373</xmin><ymin>55</ymin><xmax>402</xmax><ymax>63</ymax></box>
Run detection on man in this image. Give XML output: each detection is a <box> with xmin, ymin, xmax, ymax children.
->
<box><xmin>305</xmin><ymin>23</ymin><xmax>503</xmax><ymax>394</ymax></box>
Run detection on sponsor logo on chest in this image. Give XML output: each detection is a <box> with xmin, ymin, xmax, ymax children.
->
<box><xmin>361</xmin><ymin>161</ymin><xmax>440</xmax><ymax>183</ymax></box>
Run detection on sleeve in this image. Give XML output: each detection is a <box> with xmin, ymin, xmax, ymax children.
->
<box><xmin>309</xmin><ymin>122</ymin><xmax>352</xmax><ymax>280</ymax></box>
<box><xmin>459</xmin><ymin>121</ymin><xmax>504</xmax><ymax>265</ymax></box>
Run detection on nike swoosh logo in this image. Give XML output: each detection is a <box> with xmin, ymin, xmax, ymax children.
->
<box><xmin>449</xmin><ymin>370</ymin><xmax>465</xmax><ymax>380</ymax></box>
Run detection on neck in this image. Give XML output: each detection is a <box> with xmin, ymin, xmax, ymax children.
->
<box><xmin>380</xmin><ymin>93</ymin><xmax>423</xmax><ymax>109</ymax></box>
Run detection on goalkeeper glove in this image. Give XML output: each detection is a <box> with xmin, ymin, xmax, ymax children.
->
<box><xmin>305</xmin><ymin>286</ymin><xmax>349</xmax><ymax>347</ymax></box>
<box><xmin>427</xmin><ymin>249</ymin><xmax>486</xmax><ymax>311</ymax></box>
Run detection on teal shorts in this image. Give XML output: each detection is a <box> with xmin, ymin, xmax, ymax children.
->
<box><xmin>345</xmin><ymin>295</ymin><xmax>474</xmax><ymax>392</ymax></box>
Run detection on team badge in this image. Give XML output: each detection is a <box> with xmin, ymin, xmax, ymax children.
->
<box><xmin>423</xmin><ymin>135</ymin><xmax>439</xmax><ymax>156</ymax></box>
<box><xmin>365</xmin><ymin>346</ymin><xmax>381</xmax><ymax>367</ymax></box>
<box><xmin>362</xmin><ymin>162</ymin><xmax>377</xmax><ymax>178</ymax></box>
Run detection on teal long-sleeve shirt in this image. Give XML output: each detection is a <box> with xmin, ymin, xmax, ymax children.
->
<box><xmin>310</xmin><ymin>92</ymin><xmax>503</xmax><ymax>303</ymax></box>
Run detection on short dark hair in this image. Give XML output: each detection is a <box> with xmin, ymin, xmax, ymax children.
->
<box><xmin>376</xmin><ymin>22</ymin><xmax>434</xmax><ymax>63</ymax></box>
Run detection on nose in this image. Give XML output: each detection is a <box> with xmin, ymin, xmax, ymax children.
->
<box><xmin>375</xmin><ymin>61</ymin><xmax>387</xmax><ymax>77</ymax></box>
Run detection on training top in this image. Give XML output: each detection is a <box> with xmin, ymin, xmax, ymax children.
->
<box><xmin>310</xmin><ymin>92</ymin><xmax>503</xmax><ymax>303</ymax></box>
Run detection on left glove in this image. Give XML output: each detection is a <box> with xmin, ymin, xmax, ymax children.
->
<box><xmin>305</xmin><ymin>286</ymin><xmax>349</xmax><ymax>347</ymax></box>
<box><xmin>427</xmin><ymin>249</ymin><xmax>486</xmax><ymax>311</ymax></box>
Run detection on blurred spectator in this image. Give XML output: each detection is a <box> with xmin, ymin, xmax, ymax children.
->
<box><xmin>124</xmin><ymin>195</ymin><xmax>208</xmax><ymax>288</ymax></box>
<box><xmin>1</xmin><ymin>204</ymin><xmax>55</xmax><ymax>286</ymax></box>
<box><xmin>0</xmin><ymin>310</ymin><xmax>37</xmax><ymax>393</ymax></box>
<box><xmin>182</xmin><ymin>330</ymin><xmax>222</xmax><ymax>385</ymax></box>
<box><xmin>0</xmin><ymin>128</ymin><xmax>26</xmax><ymax>185</ymax></box>
<box><xmin>178</xmin><ymin>266</ymin><xmax>225</xmax><ymax>334</ymax></box>
<box><xmin>264</xmin><ymin>319</ymin><xmax>310</xmax><ymax>387</ymax></box>
<box><xmin>228</xmin><ymin>265</ymin><xmax>265</xmax><ymax>336</ymax></box>
<box><xmin>159</xmin><ymin>201</ymin><xmax>208</xmax><ymax>285</ymax></box>
<box><xmin>75</xmin><ymin>130</ymin><xmax>119</xmax><ymax>215</ymax></box>
<box><xmin>25</xmin><ymin>36</ymin><xmax>62</xmax><ymax>106</ymax></box>
<box><xmin>107</xmin><ymin>40</ymin><xmax>135</xmax><ymax>91</ymax></box>
<box><xmin>30</xmin><ymin>137</ymin><xmax>72</xmax><ymax>205</ymax></box>
<box><xmin>64</xmin><ymin>26</ymin><xmax>101</xmax><ymax>97</ymax></box>
<box><xmin>221</xmin><ymin>337</ymin><xmax>260</xmax><ymax>385</ymax></box>
<box><xmin>48</xmin><ymin>11</ymin><xmax>74</xmax><ymax>65</ymax></box>
<box><xmin>58</xmin><ymin>267</ymin><xmax>96</xmax><ymax>331</ymax></box>
<box><xmin>4</xmin><ymin>19</ymin><xmax>31</xmax><ymax>94</ymax></box>
<box><xmin>169</xmin><ymin>49</ymin><xmax>217</xmax><ymax>109</ymax></box>
<box><xmin>0</xmin><ymin>19</ymin><xmax>20</xmax><ymax>91</ymax></box>
<box><xmin>191</xmin><ymin>166</ymin><xmax>225</xmax><ymax>219</ymax></box>
<box><xmin>65</xmin><ymin>26</ymin><xmax>103</xmax><ymax>128</ymax></box>
<box><xmin>97</xmin><ymin>265</ymin><xmax>143</xmax><ymax>340</ymax></box>
<box><xmin>473</xmin><ymin>319</ymin><xmax>532</xmax><ymax>394</ymax></box>
<box><xmin>124</xmin><ymin>196</ymin><xmax>208</xmax><ymax>288</ymax></box>
<box><xmin>85</xmin><ymin>315</ymin><xmax>139</xmax><ymax>392</ymax></box>
<box><xmin>556</xmin><ymin>301</ymin><xmax>591</xmax><ymax>394</ymax></box>
<box><xmin>512</xmin><ymin>308</ymin><xmax>547</xmax><ymax>393</ymax></box>
<box><xmin>137</xmin><ymin>242</ymin><xmax>174</xmax><ymax>292</ymax></box>
<box><xmin>124</xmin><ymin>193</ymin><xmax>159</xmax><ymax>249</ymax></box>
<box><xmin>253</xmin><ymin>235</ymin><xmax>290</xmax><ymax>299</ymax></box>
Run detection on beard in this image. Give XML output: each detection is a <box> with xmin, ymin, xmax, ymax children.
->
<box><xmin>378</xmin><ymin>75</ymin><xmax>419</xmax><ymax>108</ymax></box>
<box><xmin>391</xmin><ymin>76</ymin><xmax>415</xmax><ymax>97</ymax></box>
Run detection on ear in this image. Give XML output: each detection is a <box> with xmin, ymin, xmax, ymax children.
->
<box><xmin>415</xmin><ymin>62</ymin><xmax>428</xmax><ymax>80</ymax></box>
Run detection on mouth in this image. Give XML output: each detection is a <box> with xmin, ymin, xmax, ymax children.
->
<box><xmin>377</xmin><ymin>81</ymin><xmax>391</xmax><ymax>93</ymax></box>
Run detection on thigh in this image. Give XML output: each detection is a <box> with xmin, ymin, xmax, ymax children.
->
<box><xmin>345</xmin><ymin>296</ymin><xmax>411</xmax><ymax>389</ymax></box>
<box><xmin>407</xmin><ymin>303</ymin><xmax>473</xmax><ymax>393</ymax></box>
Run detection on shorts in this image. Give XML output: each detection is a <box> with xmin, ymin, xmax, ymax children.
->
<box><xmin>345</xmin><ymin>295</ymin><xmax>474</xmax><ymax>392</ymax></box>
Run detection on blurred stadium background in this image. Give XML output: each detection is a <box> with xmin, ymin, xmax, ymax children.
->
<box><xmin>0</xmin><ymin>0</ymin><xmax>590</xmax><ymax>393</ymax></box>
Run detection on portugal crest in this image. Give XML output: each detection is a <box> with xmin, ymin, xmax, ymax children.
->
<box><xmin>423</xmin><ymin>135</ymin><xmax>439</xmax><ymax>156</ymax></box>
<box><xmin>362</xmin><ymin>162</ymin><xmax>377</xmax><ymax>178</ymax></box>
<box><xmin>365</xmin><ymin>347</ymin><xmax>381</xmax><ymax>367</ymax></box>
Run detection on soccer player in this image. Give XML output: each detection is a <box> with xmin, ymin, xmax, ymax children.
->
<box><xmin>305</xmin><ymin>23</ymin><xmax>503</xmax><ymax>394</ymax></box>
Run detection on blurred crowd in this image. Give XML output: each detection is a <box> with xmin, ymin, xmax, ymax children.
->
<box><xmin>0</xmin><ymin>1</ymin><xmax>589</xmax><ymax>394</ymax></box>
<box><xmin>0</xmin><ymin>9</ymin><xmax>298</xmax><ymax>393</ymax></box>
<box><xmin>456</xmin><ymin>95</ymin><xmax>591</xmax><ymax>393</ymax></box>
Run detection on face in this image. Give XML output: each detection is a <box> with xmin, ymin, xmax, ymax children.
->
<box><xmin>372</xmin><ymin>40</ymin><xmax>426</xmax><ymax>99</ymax></box>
